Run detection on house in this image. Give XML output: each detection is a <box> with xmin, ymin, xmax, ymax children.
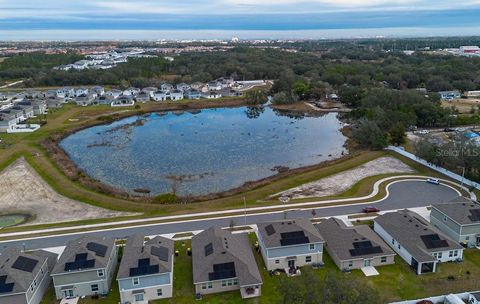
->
<box><xmin>218</xmin><ymin>77</ymin><xmax>234</xmax><ymax>88</ymax></box>
<box><xmin>430</xmin><ymin>197</ymin><xmax>480</xmax><ymax>247</ymax></box>
<box><xmin>207</xmin><ymin>81</ymin><xmax>223</xmax><ymax>91</ymax></box>
<box><xmin>0</xmin><ymin>113</ymin><xmax>17</xmax><ymax>132</ymax></box>
<box><xmin>142</xmin><ymin>87</ymin><xmax>157</xmax><ymax>98</ymax></box>
<box><xmin>374</xmin><ymin>210</ymin><xmax>464</xmax><ymax>275</ymax></box>
<box><xmin>17</xmin><ymin>100</ymin><xmax>47</xmax><ymax>115</ymax></box>
<box><xmin>106</xmin><ymin>89</ymin><xmax>123</xmax><ymax>99</ymax></box>
<box><xmin>24</xmin><ymin>90</ymin><xmax>43</xmax><ymax>99</ymax></box>
<box><xmin>51</xmin><ymin>236</ymin><xmax>118</xmax><ymax>299</ymax></box>
<box><xmin>135</xmin><ymin>92</ymin><xmax>150</xmax><ymax>103</ymax></box>
<box><xmin>91</xmin><ymin>86</ymin><xmax>105</xmax><ymax>96</ymax></box>
<box><xmin>190</xmin><ymin>82</ymin><xmax>204</xmax><ymax>91</ymax></box>
<box><xmin>0</xmin><ymin>108</ymin><xmax>25</xmax><ymax>123</ymax></box>
<box><xmin>117</xmin><ymin>235</ymin><xmax>174</xmax><ymax>303</ymax></box>
<box><xmin>192</xmin><ymin>227</ymin><xmax>262</xmax><ymax>299</ymax></box>
<box><xmin>123</xmin><ymin>87</ymin><xmax>140</xmax><ymax>96</ymax></box>
<box><xmin>184</xmin><ymin>90</ymin><xmax>202</xmax><ymax>100</ymax></box>
<box><xmin>111</xmin><ymin>96</ymin><xmax>135</xmax><ymax>107</ymax></box>
<box><xmin>202</xmin><ymin>91</ymin><xmax>222</xmax><ymax>99</ymax></box>
<box><xmin>169</xmin><ymin>90</ymin><xmax>184</xmax><ymax>101</ymax></box>
<box><xmin>46</xmin><ymin>98</ymin><xmax>64</xmax><ymax>109</ymax></box>
<box><xmin>75</xmin><ymin>94</ymin><xmax>95</xmax><ymax>106</ymax></box>
<box><xmin>94</xmin><ymin>95</ymin><xmax>115</xmax><ymax>106</ymax></box>
<box><xmin>315</xmin><ymin>218</ymin><xmax>395</xmax><ymax>271</ymax></box>
<box><xmin>160</xmin><ymin>83</ymin><xmax>174</xmax><ymax>92</ymax></box>
<box><xmin>466</xmin><ymin>91</ymin><xmax>480</xmax><ymax>98</ymax></box>
<box><xmin>257</xmin><ymin>219</ymin><xmax>324</xmax><ymax>271</ymax></box>
<box><xmin>469</xmin><ymin>292</ymin><xmax>480</xmax><ymax>304</ymax></box>
<box><xmin>438</xmin><ymin>91</ymin><xmax>461</xmax><ymax>101</ymax></box>
<box><xmin>75</xmin><ymin>87</ymin><xmax>89</xmax><ymax>97</ymax></box>
<box><xmin>12</xmin><ymin>105</ymin><xmax>34</xmax><ymax>120</ymax></box>
<box><xmin>0</xmin><ymin>248</ymin><xmax>58</xmax><ymax>304</ymax></box>
<box><xmin>45</xmin><ymin>90</ymin><xmax>58</xmax><ymax>99</ymax></box>
<box><xmin>153</xmin><ymin>91</ymin><xmax>168</xmax><ymax>101</ymax></box>
<box><xmin>176</xmin><ymin>83</ymin><xmax>191</xmax><ymax>92</ymax></box>
<box><xmin>219</xmin><ymin>88</ymin><xmax>242</xmax><ymax>97</ymax></box>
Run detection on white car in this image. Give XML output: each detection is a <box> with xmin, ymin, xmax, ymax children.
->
<box><xmin>417</xmin><ymin>130</ymin><xmax>429</xmax><ymax>135</ymax></box>
<box><xmin>426</xmin><ymin>178</ymin><xmax>440</xmax><ymax>185</ymax></box>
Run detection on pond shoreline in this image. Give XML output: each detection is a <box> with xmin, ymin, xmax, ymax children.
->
<box><xmin>44</xmin><ymin>99</ymin><xmax>351</xmax><ymax>204</ymax></box>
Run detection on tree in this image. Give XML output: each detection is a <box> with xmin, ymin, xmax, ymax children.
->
<box><xmin>389</xmin><ymin>123</ymin><xmax>406</xmax><ymax>146</ymax></box>
<box><xmin>279</xmin><ymin>268</ymin><xmax>381</xmax><ymax>304</ymax></box>
<box><xmin>353</xmin><ymin>119</ymin><xmax>390</xmax><ymax>150</ymax></box>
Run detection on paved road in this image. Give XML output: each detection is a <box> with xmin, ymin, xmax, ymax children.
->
<box><xmin>0</xmin><ymin>180</ymin><xmax>461</xmax><ymax>251</ymax></box>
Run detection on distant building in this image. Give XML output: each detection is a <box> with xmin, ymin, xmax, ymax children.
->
<box><xmin>202</xmin><ymin>91</ymin><xmax>222</xmax><ymax>99</ymax></box>
<box><xmin>169</xmin><ymin>90</ymin><xmax>184</xmax><ymax>101</ymax></box>
<box><xmin>438</xmin><ymin>91</ymin><xmax>461</xmax><ymax>101</ymax></box>
<box><xmin>184</xmin><ymin>90</ymin><xmax>202</xmax><ymax>100</ymax></box>
<box><xmin>460</xmin><ymin>46</ymin><xmax>480</xmax><ymax>54</ymax></box>
<box><xmin>135</xmin><ymin>92</ymin><xmax>150</xmax><ymax>103</ymax></box>
<box><xmin>111</xmin><ymin>96</ymin><xmax>135</xmax><ymax>107</ymax></box>
<box><xmin>123</xmin><ymin>87</ymin><xmax>140</xmax><ymax>96</ymax></box>
<box><xmin>153</xmin><ymin>91</ymin><xmax>168</xmax><ymax>102</ymax></box>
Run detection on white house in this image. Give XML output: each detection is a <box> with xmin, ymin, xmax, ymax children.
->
<box><xmin>106</xmin><ymin>89</ymin><xmax>122</xmax><ymax>99</ymax></box>
<box><xmin>123</xmin><ymin>87</ymin><xmax>140</xmax><ymax>96</ymax></box>
<box><xmin>153</xmin><ymin>91</ymin><xmax>168</xmax><ymax>102</ymax></box>
<box><xmin>111</xmin><ymin>96</ymin><xmax>135</xmax><ymax>107</ymax></box>
<box><xmin>257</xmin><ymin>219</ymin><xmax>324</xmax><ymax>271</ymax></box>
<box><xmin>75</xmin><ymin>87</ymin><xmax>89</xmax><ymax>97</ymax></box>
<box><xmin>374</xmin><ymin>210</ymin><xmax>464</xmax><ymax>275</ymax></box>
<box><xmin>202</xmin><ymin>91</ymin><xmax>222</xmax><ymax>99</ymax></box>
<box><xmin>169</xmin><ymin>90</ymin><xmax>184</xmax><ymax>101</ymax></box>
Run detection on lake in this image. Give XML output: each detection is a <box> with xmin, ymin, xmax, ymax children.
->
<box><xmin>60</xmin><ymin>106</ymin><xmax>347</xmax><ymax>196</ymax></box>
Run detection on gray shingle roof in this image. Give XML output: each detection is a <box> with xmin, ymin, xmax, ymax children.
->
<box><xmin>315</xmin><ymin>218</ymin><xmax>394</xmax><ymax>261</ymax></box>
<box><xmin>52</xmin><ymin>235</ymin><xmax>115</xmax><ymax>275</ymax></box>
<box><xmin>117</xmin><ymin>234</ymin><xmax>174</xmax><ymax>280</ymax></box>
<box><xmin>375</xmin><ymin>210</ymin><xmax>463</xmax><ymax>263</ymax></box>
<box><xmin>257</xmin><ymin>219</ymin><xmax>324</xmax><ymax>248</ymax></box>
<box><xmin>432</xmin><ymin>197</ymin><xmax>480</xmax><ymax>225</ymax></box>
<box><xmin>0</xmin><ymin>248</ymin><xmax>58</xmax><ymax>296</ymax></box>
<box><xmin>192</xmin><ymin>227</ymin><xmax>262</xmax><ymax>287</ymax></box>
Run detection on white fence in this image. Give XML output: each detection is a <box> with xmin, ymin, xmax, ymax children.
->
<box><xmin>387</xmin><ymin>146</ymin><xmax>480</xmax><ymax>191</ymax></box>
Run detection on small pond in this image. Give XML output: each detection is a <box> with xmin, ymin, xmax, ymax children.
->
<box><xmin>60</xmin><ymin>106</ymin><xmax>348</xmax><ymax>196</ymax></box>
<box><xmin>0</xmin><ymin>214</ymin><xmax>29</xmax><ymax>228</ymax></box>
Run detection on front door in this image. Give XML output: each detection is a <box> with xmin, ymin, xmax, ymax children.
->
<box><xmin>364</xmin><ymin>259</ymin><xmax>371</xmax><ymax>267</ymax></box>
<box><xmin>63</xmin><ymin>289</ymin><xmax>74</xmax><ymax>298</ymax></box>
<box><xmin>288</xmin><ymin>259</ymin><xmax>295</xmax><ymax>268</ymax></box>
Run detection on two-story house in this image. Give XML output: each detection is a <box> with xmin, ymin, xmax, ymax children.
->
<box><xmin>431</xmin><ymin>197</ymin><xmax>480</xmax><ymax>247</ymax></box>
<box><xmin>192</xmin><ymin>227</ymin><xmax>262</xmax><ymax>299</ymax></box>
<box><xmin>117</xmin><ymin>234</ymin><xmax>174</xmax><ymax>303</ymax></box>
<box><xmin>51</xmin><ymin>236</ymin><xmax>118</xmax><ymax>300</ymax></box>
<box><xmin>257</xmin><ymin>219</ymin><xmax>324</xmax><ymax>271</ymax></box>
<box><xmin>315</xmin><ymin>218</ymin><xmax>395</xmax><ymax>271</ymax></box>
<box><xmin>374</xmin><ymin>210</ymin><xmax>464</xmax><ymax>275</ymax></box>
<box><xmin>0</xmin><ymin>248</ymin><xmax>58</xmax><ymax>304</ymax></box>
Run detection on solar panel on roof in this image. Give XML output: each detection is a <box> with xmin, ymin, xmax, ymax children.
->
<box><xmin>349</xmin><ymin>241</ymin><xmax>383</xmax><ymax>257</ymax></box>
<box><xmin>129</xmin><ymin>264</ymin><xmax>159</xmax><ymax>277</ymax></box>
<box><xmin>138</xmin><ymin>258</ymin><xmax>150</xmax><ymax>267</ymax></box>
<box><xmin>265</xmin><ymin>224</ymin><xmax>276</xmax><ymax>236</ymax></box>
<box><xmin>421</xmin><ymin>234</ymin><xmax>449</xmax><ymax>249</ymax></box>
<box><xmin>468</xmin><ymin>209</ymin><xmax>480</xmax><ymax>222</ymax></box>
<box><xmin>64</xmin><ymin>259</ymin><xmax>95</xmax><ymax>271</ymax></box>
<box><xmin>86</xmin><ymin>242</ymin><xmax>108</xmax><ymax>257</ymax></box>
<box><xmin>208</xmin><ymin>262</ymin><xmax>236</xmax><ymax>281</ymax></box>
<box><xmin>11</xmin><ymin>256</ymin><xmax>38</xmax><ymax>273</ymax></box>
<box><xmin>280</xmin><ymin>231</ymin><xmax>310</xmax><ymax>246</ymax></box>
<box><xmin>75</xmin><ymin>253</ymin><xmax>88</xmax><ymax>261</ymax></box>
<box><xmin>204</xmin><ymin>243</ymin><xmax>213</xmax><ymax>256</ymax></box>
<box><xmin>0</xmin><ymin>275</ymin><xmax>14</xmax><ymax>294</ymax></box>
<box><xmin>151</xmin><ymin>246</ymin><xmax>169</xmax><ymax>262</ymax></box>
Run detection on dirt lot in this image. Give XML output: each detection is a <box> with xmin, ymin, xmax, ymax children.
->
<box><xmin>442</xmin><ymin>98</ymin><xmax>480</xmax><ymax>114</ymax></box>
<box><xmin>0</xmin><ymin>157</ymin><xmax>134</xmax><ymax>225</ymax></box>
<box><xmin>275</xmin><ymin>156</ymin><xmax>415</xmax><ymax>199</ymax></box>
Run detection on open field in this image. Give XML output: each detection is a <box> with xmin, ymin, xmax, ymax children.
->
<box><xmin>41</xmin><ymin>234</ymin><xmax>480</xmax><ymax>304</ymax></box>
<box><xmin>442</xmin><ymin>98</ymin><xmax>480</xmax><ymax>114</ymax></box>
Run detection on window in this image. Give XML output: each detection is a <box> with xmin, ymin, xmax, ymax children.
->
<box><xmin>202</xmin><ymin>282</ymin><xmax>213</xmax><ymax>290</ymax></box>
<box><xmin>275</xmin><ymin>260</ymin><xmax>280</xmax><ymax>264</ymax></box>
<box><xmin>309</xmin><ymin>244</ymin><xmax>315</xmax><ymax>250</ymax></box>
<box><xmin>438</xmin><ymin>252</ymin><xmax>442</xmax><ymax>259</ymax></box>
<box><xmin>233</xmin><ymin>279</ymin><xmax>239</xmax><ymax>285</ymax></box>
<box><xmin>30</xmin><ymin>284</ymin><xmax>34</xmax><ymax>292</ymax></box>
<box><xmin>466</xmin><ymin>236</ymin><xmax>470</xmax><ymax>240</ymax></box>
<box><xmin>222</xmin><ymin>280</ymin><xmax>227</xmax><ymax>287</ymax></box>
<box><xmin>433</xmin><ymin>253</ymin><xmax>437</xmax><ymax>259</ymax></box>
<box><xmin>134</xmin><ymin>294</ymin><xmax>144</xmax><ymax>302</ymax></box>
<box><xmin>97</xmin><ymin>269</ymin><xmax>104</xmax><ymax>277</ymax></box>
<box><xmin>133</xmin><ymin>277</ymin><xmax>140</xmax><ymax>286</ymax></box>
<box><xmin>398</xmin><ymin>244</ymin><xmax>401</xmax><ymax>250</ymax></box>
<box><xmin>381</xmin><ymin>256</ymin><xmax>387</xmax><ymax>263</ymax></box>
<box><xmin>91</xmin><ymin>284</ymin><xmax>99</xmax><ymax>292</ymax></box>
<box><xmin>454</xmin><ymin>250</ymin><xmax>458</xmax><ymax>257</ymax></box>
<box><xmin>306</xmin><ymin>256</ymin><xmax>312</xmax><ymax>263</ymax></box>
<box><xmin>227</xmin><ymin>280</ymin><xmax>233</xmax><ymax>286</ymax></box>
<box><xmin>443</xmin><ymin>216</ymin><xmax>447</xmax><ymax>222</ymax></box>
<box><xmin>391</xmin><ymin>239</ymin><xmax>395</xmax><ymax>245</ymax></box>
<box><xmin>157</xmin><ymin>289</ymin><xmax>163</xmax><ymax>297</ymax></box>
<box><xmin>348</xmin><ymin>261</ymin><xmax>353</xmax><ymax>268</ymax></box>
<box><xmin>449</xmin><ymin>251</ymin><xmax>453</xmax><ymax>257</ymax></box>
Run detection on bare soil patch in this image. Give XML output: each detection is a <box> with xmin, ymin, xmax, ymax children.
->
<box><xmin>275</xmin><ymin>156</ymin><xmax>415</xmax><ymax>199</ymax></box>
<box><xmin>0</xmin><ymin>157</ymin><xmax>134</xmax><ymax>225</ymax></box>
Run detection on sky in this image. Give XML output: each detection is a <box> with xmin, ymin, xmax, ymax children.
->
<box><xmin>0</xmin><ymin>0</ymin><xmax>480</xmax><ymax>39</ymax></box>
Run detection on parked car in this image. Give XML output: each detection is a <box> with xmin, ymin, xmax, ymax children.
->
<box><xmin>362</xmin><ymin>206</ymin><xmax>380</xmax><ymax>213</ymax></box>
<box><xmin>417</xmin><ymin>130</ymin><xmax>429</xmax><ymax>135</ymax></box>
<box><xmin>444</xmin><ymin>128</ymin><xmax>455</xmax><ymax>132</ymax></box>
<box><xmin>426</xmin><ymin>178</ymin><xmax>440</xmax><ymax>185</ymax></box>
